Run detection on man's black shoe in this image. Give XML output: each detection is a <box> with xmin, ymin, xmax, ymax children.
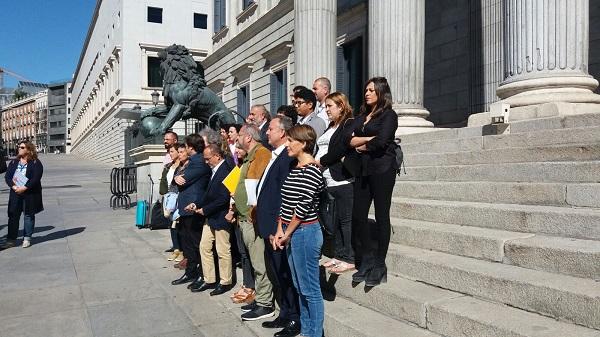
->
<box><xmin>262</xmin><ymin>317</ymin><xmax>288</xmax><ymax>329</ymax></box>
<box><xmin>241</xmin><ymin>305</ymin><xmax>275</xmax><ymax>321</ymax></box>
<box><xmin>209</xmin><ymin>284</ymin><xmax>233</xmax><ymax>296</ymax></box>
<box><xmin>164</xmin><ymin>247</ymin><xmax>175</xmax><ymax>253</ymax></box>
<box><xmin>240</xmin><ymin>302</ymin><xmax>257</xmax><ymax>313</ymax></box>
<box><xmin>274</xmin><ymin>320</ymin><xmax>301</xmax><ymax>337</ymax></box>
<box><xmin>171</xmin><ymin>274</ymin><xmax>196</xmax><ymax>286</ymax></box>
<box><xmin>188</xmin><ymin>278</ymin><xmax>205</xmax><ymax>290</ymax></box>
<box><xmin>191</xmin><ymin>282</ymin><xmax>216</xmax><ymax>293</ymax></box>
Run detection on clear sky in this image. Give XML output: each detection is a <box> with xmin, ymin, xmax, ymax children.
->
<box><xmin>0</xmin><ymin>0</ymin><xmax>96</xmax><ymax>88</ymax></box>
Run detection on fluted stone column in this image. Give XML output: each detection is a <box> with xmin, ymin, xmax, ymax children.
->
<box><xmin>369</xmin><ymin>0</ymin><xmax>433</xmax><ymax>135</ymax></box>
<box><xmin>294</xmin><ymin>0</ymin><xmax>336</xmax><ymax>89</ymax></box>
<box><xmin>497</xmin><ymin>0</ymin><xmax>600</xmax><ymax>115</ymax></box>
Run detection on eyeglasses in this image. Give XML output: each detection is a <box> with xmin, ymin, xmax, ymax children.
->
<box><xmin>204</xmin><ymin>155</ymin><xmax>214</xmax><ymax>162</ymax></box>
<box><xmin>293</xmin><ymin>100</ymin><xmax>306</xmax><ymax>106</ymax></box>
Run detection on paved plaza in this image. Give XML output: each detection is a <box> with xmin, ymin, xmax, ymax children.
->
<box><xmin>0</xmin><ymin>154</ymin><xmax>275</xmax><ymax>337</ymax></box>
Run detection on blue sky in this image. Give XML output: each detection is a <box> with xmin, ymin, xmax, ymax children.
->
<box><xmin>0</xmin><ymin>0</ymin><xmax>96</xmax><ymax>88</ymax></box>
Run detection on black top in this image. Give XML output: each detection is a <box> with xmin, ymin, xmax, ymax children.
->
<box><xmin>279</xmin><ymin>164</ymin><xmax>325</xmax><ymax>223</ymax></box>
<box><xmin>352</xmin><ymin>109</ymin><xmax>398</xmax><ymax>176</ymax></box>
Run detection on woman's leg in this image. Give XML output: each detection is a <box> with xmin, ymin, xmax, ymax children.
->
<box><xmin>369</xmin><ymin>169</ymin><xmax>396</xmax><ymax>268</ymax></box>
<box><xmin>329</xmin><ymin>184</ymin><xmax>354</xmax><ymax>264</ymax></box>
<box><xmin>23</xmin><ymin>214</ymin><xmax>35</xmax><ymax>239</ymax></box>
<box><xmin>352</xmin><ymin>177</ymin><xmax>374</xmax><ymax>274</ymax></box>
<box><xmin>6</xmin><ymin>211</ymin><xmax>21</xmax><ymax>241</ymax></box>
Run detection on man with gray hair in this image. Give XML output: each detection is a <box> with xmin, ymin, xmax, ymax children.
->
<box><xmin>230</xmin><ymin>123</ymin><xmax>275</xmax><ymax>321</ymax></box>
<box><xmin>247</xmin><ymin>104</ymin><xmax>272</xmax><ymax>150</ymax></box>
<box><xmin>313</xmin><ymin>77</ymin><xmax>331</xmax><ymax>124</ymax></box>
<box><xmin>255</xmin><ymin>115</ymin><xmax>301</xmax><ymax>336</ymax></box>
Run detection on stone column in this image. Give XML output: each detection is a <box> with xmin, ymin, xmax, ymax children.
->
<box><xmin>497</xmin><ymin>0</ymin><xmax>600</xmax><ymax>116</ymax></box>
<box><xmin>294</xmin><ymin>0</ymin><xmax>336</xmax><ymax>89</ymax></box>
<box><xmin>369</xmin><ymin>0</ymin><xmax>433</xmax><ymax>135</ymax></box>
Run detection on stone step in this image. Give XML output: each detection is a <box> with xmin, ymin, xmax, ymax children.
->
<box><xmin>397</xmin><ymin>160</ymin><xmax>600</xmax><ymax>182</ymax></box>
<box><xmin>401</xmin><ymin>125</ymin><xmax>600</xmax><ymax>154</ymax></box>
<box><xmin>399</xmin><ymin>113</ymin><xmax>600</xmax><ymax>145</ymax></box>
<box><xmin>393</xmin><ymin>181</ymin><xmax>568</xmax><ymax>206</ymax></box>
<box><xmin>389</xmin><ymin>218</ymin><xmax>534</xmax><ymax>262</ymax></box>
<box><xmin>403</xmin><ymin>143</ymin><xmax>600</xmax><ymax>167</ymax></box>
<box><xmin>390</xmin><ymin>218</ymin><xmax>600</xmax><ymax>279</ymax></box>
<box><xmin>386</xmin><ymin>243</ymin><xmax>600</xmax><ymax>330</ymax></box>
<box><xmin>323</xmin><ymin>271</ymin><xmax>600</xmax><ymax>337</ymax></box>
<box><xmin>324</xmin><ymin>296</ymin><xmax>441</xmax><ymax>337</ymax></box>
<box><xmin>504</xmin><ymin>235</ymin><xmax>600</xmax><ymax>280</ymax></box>
<box><xmin>390</xmin><ymin>197</ymin><xmax>600</xmax><ymax>240</ymax></box>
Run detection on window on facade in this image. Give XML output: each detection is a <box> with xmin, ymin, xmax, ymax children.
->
<box><xmin>147</xmin><ymin>7</ymin><xmax>163</xmax><ymax>24</ymax></box>
<box><xmin>50</xmin><ymin>134</ymin><xmax>65</xmax><ymax>140</ymax></box>
<box><xmin>194</xmin><ymin>13</ymin><xmax>208</xmax><ymax>29</ymax></box>
<box><xmin>237</xmin><ymin>85</ymin><xmax>250</xmax><ymax>119</ymax></box>
<box><xmin>270</xmin><ymin>68</ymin><xmax>287</xmax><ymax>115</ymax></box>
<box><xmin>148</xmin><ymin>56</ymin><xmax>163</xmax><ymax>88</ymax></box>
<box><xmin>242</xmin><ymin>0</ymin><xmax>254</xmax><ymax>10</ymax></box>
<box><xmin>214</xmin><ymin>0</ymin><xmax>227</xmax><ymax>33</ymax></box>
<box><xmin>336</xmin><ymin>37</ymin><xmax>364</xmax><ymax>114</ymax></box>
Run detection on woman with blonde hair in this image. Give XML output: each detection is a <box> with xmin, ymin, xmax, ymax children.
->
<box><xmin>1</xmin><ymin>141</ymin><xmax>44</xmax><ymax>249</ymax></box>
<box><xmin>315</xmin><ymin>92</ymin><xmax>356</xmax><ymax>274</ymax></box>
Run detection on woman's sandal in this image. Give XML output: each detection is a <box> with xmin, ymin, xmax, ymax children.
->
<box><xmin>328</xmin><ymin>262</ymin><xmax>356</xmax><ymax>275</ymax></box>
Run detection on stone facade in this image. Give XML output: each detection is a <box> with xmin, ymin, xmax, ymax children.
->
<box><xmin>0</xmin><ymin>91</ymin><xmax>46</xmax><ymax>155</ymax></box>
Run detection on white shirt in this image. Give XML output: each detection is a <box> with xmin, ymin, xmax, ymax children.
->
<box><xmin>316</xmin><ymin>102</ymin><xmax>329</xmax><ymax>124</ymax></box>
<box><xmin>211</xmin><ymin>159</ymin><xmax>225</xmax><ymax>180</ymax></box>
<box><xmin>257</xmin><ymin>144</ymin><xmax>286</xmax><ymax>196</ymax></box>
<box><xmin>316</xmin><ymin>127</ymin><xmax>352</xmax><ymax>187</ymax></box>
<box><xmin>163</xmin><ymin>152</ymin><xmax>172</xmax><ymax>165</ymax></box>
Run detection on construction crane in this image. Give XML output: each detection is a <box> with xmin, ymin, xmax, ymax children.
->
<box><xmin>0</xmin><ymin>67</ymin><xmax>33</xmax><ymax>90</ymax></box>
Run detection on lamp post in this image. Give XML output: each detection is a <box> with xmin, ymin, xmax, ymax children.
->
<box><xmin>151</xmin><ymin>90</ymin><xmax>160</xmax><ymax>106</ymax></box>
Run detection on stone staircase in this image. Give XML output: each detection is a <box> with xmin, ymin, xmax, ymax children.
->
<box><xmin>322</xmin><ymin>113</ymin><xmax>600</xmax><ymax>337</ymax></box>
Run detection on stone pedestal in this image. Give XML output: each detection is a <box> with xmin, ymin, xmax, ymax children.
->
<box><xmin>129</xmin><ymin>145</ymin><xmax>166</xmax><ymax>206</ymax></box>
<box><xmin>294</xmin><ymin>0</ymin><xmax>337</xmax><ymax>88</ymax></box>
<box><xmin>368</xmin><ymin>0</ymin><xmax>433</xmax><ymax>135</ymax></box>
<box><xmin>496</xmin><ymin>0</ymin><xmax>600</xmax><ymax>119</ymax></box>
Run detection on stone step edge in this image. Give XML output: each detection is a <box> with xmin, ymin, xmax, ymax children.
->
<box><xmin>323</xmin><ymin>268</ymin><xmax>600</xmax><ymax>337</ymax></box>
<box><xmin>386</xmin><ymin>243</ymin><xmax>600</xmax><ymax>330</ymax></box>
<box><xmin>396</xmin><ymin>159</ymin><xmax>600</xmax><ymax>170</ymax></box>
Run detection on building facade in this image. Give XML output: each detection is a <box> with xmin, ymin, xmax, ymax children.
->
<box><xmin>0</xmin><ymin>91</ymin><xmax>46</xmax><ymax>155</ymax></box>
<box><xmin>35</xmin><ymin>92</ymin><xmax>48</xmax><ymax>153</ymax></box>
<box><xmin>203</xmin><ymin>0</ymin><xmax>600</xmax><ymax>134</ymax></box>
<box><xmin>70</xmin><ymin>0</ymin><xmax>214</xmax><ymax>166</ymax></box>
<box><xmin>47</xmin><ymin>81</ymin><xmax>71</xmax><ymax>154</ymax></box>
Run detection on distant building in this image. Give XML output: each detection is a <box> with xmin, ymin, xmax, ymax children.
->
<box><xmin>70</xmin><ymin>0</ymin><xmax>213</xmax><ymax>165</ymax></box>
<box><xmin>35</xmin><ymin>92</ymin><xmax>48</xmax><ymax>153</ymax></box>
<box><xmin>47</xmin><ymin>81</ymin><xmax>71</xmax><ymax>153</ymax></box>
<box><xmin>1</xmin><ymin>90</ymin><xmax>46</xmax><ymax>155</ymax></box>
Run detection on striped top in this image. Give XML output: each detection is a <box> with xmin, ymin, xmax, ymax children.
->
<box><xmin>279</xmin><ymin>164</ymin><xmax>325</xmax><ymax>223</ymax></box>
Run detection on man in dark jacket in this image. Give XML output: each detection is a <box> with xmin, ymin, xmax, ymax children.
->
<box><xmin>171</xmin><ymin>134</ymin><xmax>211</xmax><ymax>286</ymax></box>
<box><xmin>256</xmin><ymin>116</ymin><xmax>301</xmax><ymax>337</ymax></box>
<box><xmin>188</xmin><ymin>144</ymin><xmax>234</xmax><ymax>295</ymax></box>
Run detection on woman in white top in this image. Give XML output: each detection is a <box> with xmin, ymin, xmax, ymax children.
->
<box><xmin>315</xmin><ymin>92</ymin><xmax>356</xmax><ymax>274</ymax></box>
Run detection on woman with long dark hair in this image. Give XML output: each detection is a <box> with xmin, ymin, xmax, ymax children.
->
<box><xmin>1</xmin><ymin>141</ymin><xmax>44</xmax><ymax>249</ymax></box>
<box><xmin>315</xmin><ymin>92</ymin><xmax>356</xmax><ymax>274</ymax></box>
<box><xmin>349</xmin><ymin>77</ymin><xmax>398</xmax><ymax>286</ymax></box>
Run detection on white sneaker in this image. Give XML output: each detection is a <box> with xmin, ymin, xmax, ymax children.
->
<box><xmin>22</xmin><ymin>238</ymin><xmax>31</xmax><ymax>248</ymax></box>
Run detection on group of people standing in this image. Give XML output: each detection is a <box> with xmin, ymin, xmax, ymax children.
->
<box><xmin>159</xmin><ymin>76</ymin><xmax>399</xmax><ymax>337</ymax></box>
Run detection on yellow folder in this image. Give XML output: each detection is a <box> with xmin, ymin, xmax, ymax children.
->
<box><xmin>222</xmin><ymin>165</ymin><xmax>241</xmax><ymax>194</ymax></box>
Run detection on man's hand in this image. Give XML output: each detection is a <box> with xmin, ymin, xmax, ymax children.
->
<box><xmin>184</xmin><ymin>203</ymin><xmax>197</xmax><ymax>212</ymax></box>
<box><xmin>174</xmin><ymin>175</ymin><xmax>186</xmax><ymax>185</ymax></box>
<box><xmin>225</xmin><ymin>209</ymin><xmax>236</xmax><ymax>223</ymax></box>
<box><xmin>195</xmin><ymin>208</ymin><xmax>204</xmax><ymax>215</ymax></box>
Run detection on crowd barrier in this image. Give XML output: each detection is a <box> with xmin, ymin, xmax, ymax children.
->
<box><xmin>109</xmin><ymin>166</ymin><xmax>137</xmax><ymax>209</ymax></box>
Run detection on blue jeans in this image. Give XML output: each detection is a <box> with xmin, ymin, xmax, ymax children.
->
<box><xmin>7</xmin><ymin>212</ymin><xmax>35</xmax><ymax>240</ymax></box>
<box><xmin>286</xmin><ymin>223</ymin><xmax>324</xmax><ymax>337</ymax></box>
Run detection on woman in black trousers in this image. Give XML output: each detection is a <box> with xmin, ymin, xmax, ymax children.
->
<box><xmin>1</xmin><ymin>141</ymin><xmax>44</xmax><ymax>250</ymax></box>
<box><xmin>349</xmin><ymin>77</ymin><xmax>398</xmax><ymax>286</ymax></box>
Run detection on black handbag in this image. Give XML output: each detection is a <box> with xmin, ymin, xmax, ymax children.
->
<box><xmin>0</xmin><ymin>158</ymin><xmax>6</xmax><ymax>174</ymax></box>
<box><xmin>150</xmin><ymin>200</ymin><xmax>171</xmax><ymax>230</ymax></box>
<box><xmin>394</xmin><ymin>138</ymin><xmax>406</xmax><ymax>175</ymax></box>
<box><xmin>317</xmin><ymin>189</ymin><xmax>336</xmax><ymax>237</ymax></box>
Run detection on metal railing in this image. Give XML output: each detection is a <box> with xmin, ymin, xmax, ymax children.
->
<box><xmin>109</xmin><ymin>166</ymin><xmax>137</xmax><ymax>209</ymax></box>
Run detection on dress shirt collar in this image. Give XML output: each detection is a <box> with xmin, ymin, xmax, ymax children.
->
<box><xmin>211</xmin><ymin>159</ymin><xmax>225</xmax><ymax>178</ymax></box>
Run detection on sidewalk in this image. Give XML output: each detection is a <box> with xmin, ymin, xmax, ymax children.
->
<box><xmin>0</xmin><ymin>154</ymin><xmax>272</xmax><ymax>337</ymax></box>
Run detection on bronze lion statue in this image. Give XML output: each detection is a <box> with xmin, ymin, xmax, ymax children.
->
<box><xmin>139</xmin><ymin>44</ymin><xmax>238</xmax><ymax>136</ymax></box>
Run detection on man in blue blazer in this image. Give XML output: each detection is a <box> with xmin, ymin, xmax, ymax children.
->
<box><xmin>188</xmin><ymin>144</ymin><xmax>234</xmax><ymax>296</ymax></box>
<box><xmin>256</xmin><ymin>116</ymin><xmax>301</xmax><ymax>337</ymax></box>
<box><xmin>172</xmin><ymin>134</ymin><xmax>211</xmax><ymax>287</ymax></box>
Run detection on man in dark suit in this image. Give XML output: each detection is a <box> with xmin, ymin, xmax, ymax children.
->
<box><xmin>256</xmin><ymin>116</ymin><xmax>301</xmax><ymax>337</ymax></box>
<box><xmin>187</xmin><ymin>144</ymin><xmax>234</xmax><ymax>296</ymax></box>
<box><xmin>172</xmin><ymin>134</ymin><xmax>211</xmax><ymax>287</ymax></box>
<box><xmin>248</xmin><ymin>104</ymin><xmax>272</xmax><ymax>150</ymax></box>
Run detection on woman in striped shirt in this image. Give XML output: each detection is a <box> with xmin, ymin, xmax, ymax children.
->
<box><xmin>272</xmin><ymin>124</ymin><xmax>325</xmax><ymax>337</ymax></box>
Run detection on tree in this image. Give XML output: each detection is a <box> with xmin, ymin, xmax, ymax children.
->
<box><xmin>13</xmin><ymin>88</ymin><xmax>27</xmax><ymax>101</ymax></box>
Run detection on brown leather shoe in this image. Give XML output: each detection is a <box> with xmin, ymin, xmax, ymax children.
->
<box><xmin>174</xmin><ymin>258</ymin><xmax>187</xmax><ymax>270</ymax></box>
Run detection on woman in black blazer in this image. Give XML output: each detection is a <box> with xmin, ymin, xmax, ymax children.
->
<box><xmin>1</xmin><ymin>141</ymin><xmax>44</xmax><ymax>249</ymax></box>
<box><xmin>349</xmin><ymin>77</ymin><xmax>398</xmax><ymax>286</ymax></box>
<box><xmin>315</xmin><ymin>92</ymin><xmax>356</xmax><ymax>274</ymax></box>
